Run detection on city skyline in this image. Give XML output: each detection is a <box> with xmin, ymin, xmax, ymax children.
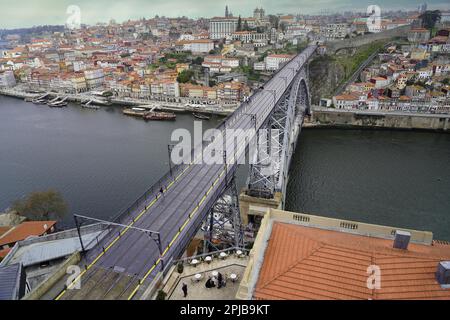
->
<box><xmin>0</xmin><ymin>0</ymin><xmax>448</xmax><ymax>29</ymax></box>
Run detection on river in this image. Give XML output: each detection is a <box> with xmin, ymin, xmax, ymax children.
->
<box><xmin>1</xmin><ymin>95</ymin><xmax>449</xmax><ymax>240</ymax></box>
<box><xmin>286</xmin><ymin>128</ymin><xmax>450</xmax><ymax>241</ymax></box>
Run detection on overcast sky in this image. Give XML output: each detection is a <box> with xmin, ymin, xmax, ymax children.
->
<box><xmin>1</xmin><ymin>0</ymin><xmax>448</xmax><ymax>29</ymax></box>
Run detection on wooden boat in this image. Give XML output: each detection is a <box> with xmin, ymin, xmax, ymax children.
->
<box><xmin>192</xmin><ymin>113</ymin><xmax>211</xmax><ymax>120</ymax></box>
<box><xmin>143</xmin><ymin>111</ymin><xmax>176</xmax><ymax>121</ymax></box>
<box><xmin>123</xmin><ymin>107</ymin><xmax>147</xmax><ymax>117</ymax></box>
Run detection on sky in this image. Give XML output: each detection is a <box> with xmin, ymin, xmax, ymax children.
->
<box><xmin>0</xmin><ymin>0</ymin><xmax>449</xmax><ymax>29</ymax></box>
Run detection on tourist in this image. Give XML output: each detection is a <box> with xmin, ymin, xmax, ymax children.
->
<box><xmin>217</xmin><ymin>272</ymin><xmax>223</xmax><ymax>289</ymax></box>
<box><xmin>182</xmin><ymin>283</ymin><xmax>188</xmax><ymax>298</ymax></box>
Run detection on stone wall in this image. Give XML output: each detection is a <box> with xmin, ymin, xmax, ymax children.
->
<box><xmin>326</xmin><ymin>25</ymin><xmax>411</xmax><ymax>53</ymax></box>
<box><xmin>312</xmin><ymin>109</ymin><xmax>450</xmax><ymax>131</ymax></box>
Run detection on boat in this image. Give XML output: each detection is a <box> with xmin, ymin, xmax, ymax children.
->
<box><xmin>81</xmin><ymin>104</ymin><xmax>100</xmax><ymax>110</ymax></box>
<box><xmin>32</xmin><ymin>99</ymin><xmax>48</xmax><ymax>105</ymax></box>
<box><xmin>48</xmin><ymin>101</ymin><xmax>68</xmax><ymax>108</ymax></box>
<box><xmin>192</xmin><ymin>112</ymin><xmax>211</xmax><ymax>120</ymax></box>
<box><xmin>123</xmin><ymin>107</ymin><xmax>147</xmax><ymax>117</ymax></box>
<box><xmin>143</xmin><ymin>111</ymin><xmax>176</xmax><ymax>121</ymax></box>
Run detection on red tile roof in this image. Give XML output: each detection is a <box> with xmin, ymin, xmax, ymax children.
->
<box><xmin>0</xmin><ymin>221</ymin><xmax>56</xmax><ymax>247</ymax></box>
<box><xmin>254</xmin><ymin>222</ymin><xmax>450</xmax><ymax>300</ymax></box>
<box><xmin>0</xmin><ymin>227</ymin><xmax>11</xmax><ymax>238</ymax></box>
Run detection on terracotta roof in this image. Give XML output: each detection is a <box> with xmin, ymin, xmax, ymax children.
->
<box><xmin>0</xmin><ymin>227</ymin><xmax>11</xmax><ymax>238</ymax></box>
<box><xmin>254</xmin><ymin>222</ymin><xmax>450</xmax><ymax>300</ymax></box>
<box><xmin>0</xmin><ymin>221</ymin><xmax>56</xmax><ymax>247</ymax></box>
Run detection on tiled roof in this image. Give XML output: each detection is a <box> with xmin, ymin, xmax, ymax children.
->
<box><xmin>0</xmin><ymin>221</ymin><xmax>56</xmax><ymax>247</ymax></box>
<box><xmin>254</xmin><ymin>222</ymin><xmax>450</xmax><ymax>300</ymax></box>
<box><xmin>0</xmin><ymin>227</ymin><xmax>11</xmax><ymax>237</ymax></box>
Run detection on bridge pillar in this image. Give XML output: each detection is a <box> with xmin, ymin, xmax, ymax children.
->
<box><xmin>239</xmin><ymin>189</ymin><xmax>283</xmax><ymax>227</ymax></box>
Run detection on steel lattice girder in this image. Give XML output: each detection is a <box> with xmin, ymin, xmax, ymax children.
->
<box><xmin>203</xmin><ymin>179</ymin><xmax>244</xmax><ymax>249</ymax></box>
<box><xmin>248</xmin><ymin>67</ymin><xmax>310</xmax><ymax>199</ymax></box>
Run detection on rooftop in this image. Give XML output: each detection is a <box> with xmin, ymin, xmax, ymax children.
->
<box><xmin>161</xmin><ymin>249</ymin><xmax>249</xmax><ymax>301</ymax></box>
<box><xmin>0</xmin><ymin>263</ymin><xmax>25</xmax><ymax>300</ymax></box>
<box><xmin>0</xmin><ymin>221</ymin><xmax>56</xmax><ymax>247</ymax></box>
<box><xmin>246</xmin><ymin>210</ymin><xmax>450</xmax><ymax>300</ymax></box>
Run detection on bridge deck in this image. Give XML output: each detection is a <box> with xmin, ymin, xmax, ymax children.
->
<box><xmin>56</xmin><ymin>46</ymin><xmax>317</xmax><ymax>300</ymax></box>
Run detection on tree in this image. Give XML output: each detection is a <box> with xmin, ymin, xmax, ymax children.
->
<box><xmin>12</xmin><ymin>190</ymin><xmax>68</xmax><ymax>221</ymax></box>
<box><xmin>177</xmin><ymin>70</ymin><xmax>194</xmax><ymax>83</ymax></box>
<box><xmin>192</xmin><ymin>56</ymin><xmax>204</xmax><ymax>65</ymax></box>
<box><xmin>244</xmin><ymin>21</ymin><xmax>250</xmax><ymax>31</ymax></box>
<box><xmin>420</xmin><ymin>10</ymin><xmax>441</xmax><ymax>36</ymax></box>
<box><xmin>237</xmin><ymin>16</ymin><xmax>242</xmax><ymax>32</ymax></box>
<box><xmin>156</xmin><ymin>290</ymin><xmax>167</xmax><ymax>300</ymax></box>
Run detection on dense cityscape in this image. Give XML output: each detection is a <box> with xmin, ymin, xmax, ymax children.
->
<box><xmin>0</xmin><ymin>0</ymin><xmax>449</xmax><ymax>310</ymax></box>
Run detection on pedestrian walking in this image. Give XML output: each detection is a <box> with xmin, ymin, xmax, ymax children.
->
<box><xmin>182</xmin><ymin>283</ymin><xmax>188</xmax><ymax>298</ymax></box>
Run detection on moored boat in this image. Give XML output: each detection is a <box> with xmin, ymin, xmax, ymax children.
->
<box><xmin>123</xmin><ymin>107</ymin><xmax>147</xmax><ymax>117</ymax></box>
<box><xmin>143</xmin><ymin>111</ymin><xmax>176</xmax><ymax>121</ymax></box>
<box><xmin>48</xmin><ymin>101</ymin><xmax>68</xmax><ymax>108</ymax></box>
<box><xmin>32</xmin><ymin>99</ymin><xmax>47</xmax><ymax>105</ymax></box>
<box><xmin>192</xmin><ymin>112</ymin><xmax>210</xmax><ymax>120</ymax></box>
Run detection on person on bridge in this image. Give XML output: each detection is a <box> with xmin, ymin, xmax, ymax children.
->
<box><xmin>182</xmin><ymin>283</ymin><xmax>188</xmax><ymax>298</ymax></box>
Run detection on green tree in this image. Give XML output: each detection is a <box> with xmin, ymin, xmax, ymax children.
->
<box><xmin>12</xmin><ymin>190</ymin><xmax>68</xmax><ymax>221</ymax></box>
<box><xmin>420</xmin><ymin>10</ymin><xmax>441</xmax><ymax>36</ymax></box>
<box><xmin>177</xmin><ymin>70</ymin><xmax>194</xmax><ymax>83</ymax></box>
<box><xmin>243</xmin><ymin>21</ymin><xmax>249</xmax><ymax>31</ymax></box>
<box><xmin>156</xmin><ymin>290</ymin><xmax>167</xmax><ymax>300</ymax></box>
<box><xmin>268</xmin><ymin>15</ymin><xmax>279</xmax><ymax>30</ymax></box>
<box><xmin>192</xmin><ymin>56</ymin><xmax>204</xmax><ymax>65</ymax></box>
<box><xmin>237</xmin><ymin>16</ymin><xmax>242</xmax><ymax>32</ymax></box>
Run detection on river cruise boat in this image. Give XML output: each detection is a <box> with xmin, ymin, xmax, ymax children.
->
<box><xmin>143</xmin><ymin>111</ymin><xmax>176</xmax><ymax>121</ymax></box>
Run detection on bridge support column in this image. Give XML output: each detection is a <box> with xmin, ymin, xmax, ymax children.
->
<box><xmin>239</xmin><ymin>189</ymin><xmax>283</xmax><ymax>227</ymax></box>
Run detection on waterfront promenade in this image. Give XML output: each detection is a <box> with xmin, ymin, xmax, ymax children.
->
<box><xmin>0</xmin><ymin>86</ymin><xmax>238</xmax><ymax>116</ymax></box>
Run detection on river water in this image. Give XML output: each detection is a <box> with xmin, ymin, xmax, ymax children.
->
<box><xmin>286</xmin><ymin>128</ymin><xmax>450</xmax><ymax>240</ymax></box>
<box><xmin>1</xmin><ymin>96</ymin><xmax>449</xmax><ymax>240</ymax></box>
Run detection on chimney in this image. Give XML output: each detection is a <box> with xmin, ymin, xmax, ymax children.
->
<box><xmin>436</xmin><ymin>261</ymin><xmax>450</xmax><ymax>286</ymax></box>
<box><xmin>393</xmin><ymin>230</ymin><xmax>411</xmax><ymax>250</ymax></box>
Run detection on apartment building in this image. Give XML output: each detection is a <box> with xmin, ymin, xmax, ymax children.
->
<box><xmin>265</xmin><ymin>54</ymin><xmax>294</xmax><ymax>71</ymax></box>
<box><xmin>0</xmin><ymin>70</ymin><xmax>16</xmax><ymax>87</ymax></box>
<box><xmin>84</xmin><ymin>68</ymin><xmax>105</xmax><ymax>89</ymax></box>
<box><xmin>322</xmin><ymin>23</ymin><xmax>351</xmax><ymax>40</ymax></box>
<box><xmin>209</xmin><ymin>17</ymin><xmax>238</xmax><ymax>40</ymax></box>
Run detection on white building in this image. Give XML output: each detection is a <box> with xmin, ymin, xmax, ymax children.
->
<box><xmin>176</xmin><ymin>39</ymin><xmax>214</xmax><ymax>54</ymax></box>
<box><xmin>253</xmin><ymin>61</ymin><xmax>266</xmax><ymax>71</ymax></box>
<box><xmin>265</xmin><ymin>54</ymin><xmax>294</xmax><ymax>71</ymax></box>
<box><xmin>84</xmin><ymin>69</ymin><xmax>105</xmax><ymax>89</ymax></box>
<box><xmin>0</xmin><ymin>70</ymin><xmax>16</xmax><ymax>87</ymax></box>
<box><xmin>323</xmin><ymin>23</ymin><xmax>351</xmax><ymax>39</ymax></box>
<box><xmin>209</xmin><ymin>17</ymin><xmax>238</xmax><ymax>40</ymax></box>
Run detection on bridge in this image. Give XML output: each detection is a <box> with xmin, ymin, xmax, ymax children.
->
<box><xmin>55</xmin><ymin>45</ymin><xmax>317</xmax><ymax>300</ymax></box>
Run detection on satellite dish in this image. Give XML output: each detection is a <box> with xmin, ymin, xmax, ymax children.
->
<box><xmin>133</xmin><ymin>33</ymin><xmax>138</xmax><ymax>39</ymax></box>
<box><xmin>44</xmin><ymin>223</ymin><xmax>48</xmax><ymax>230</ymax></box>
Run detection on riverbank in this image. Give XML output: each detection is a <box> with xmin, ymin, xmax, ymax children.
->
<box><xmin>0</xmin><ymin>87</ymin><xmax>235</xmax><ymax>116</ymax></box>
<box><xmin>310</xmin><ymin>108</ymin><xmax>450</xmax><ymax>132</ymax></box>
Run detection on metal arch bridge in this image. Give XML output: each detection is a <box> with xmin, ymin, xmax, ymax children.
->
<box><xmin>56</xmin><ymin>45</ymin><xmax>317</xmax><ymax>300</ymax></box>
